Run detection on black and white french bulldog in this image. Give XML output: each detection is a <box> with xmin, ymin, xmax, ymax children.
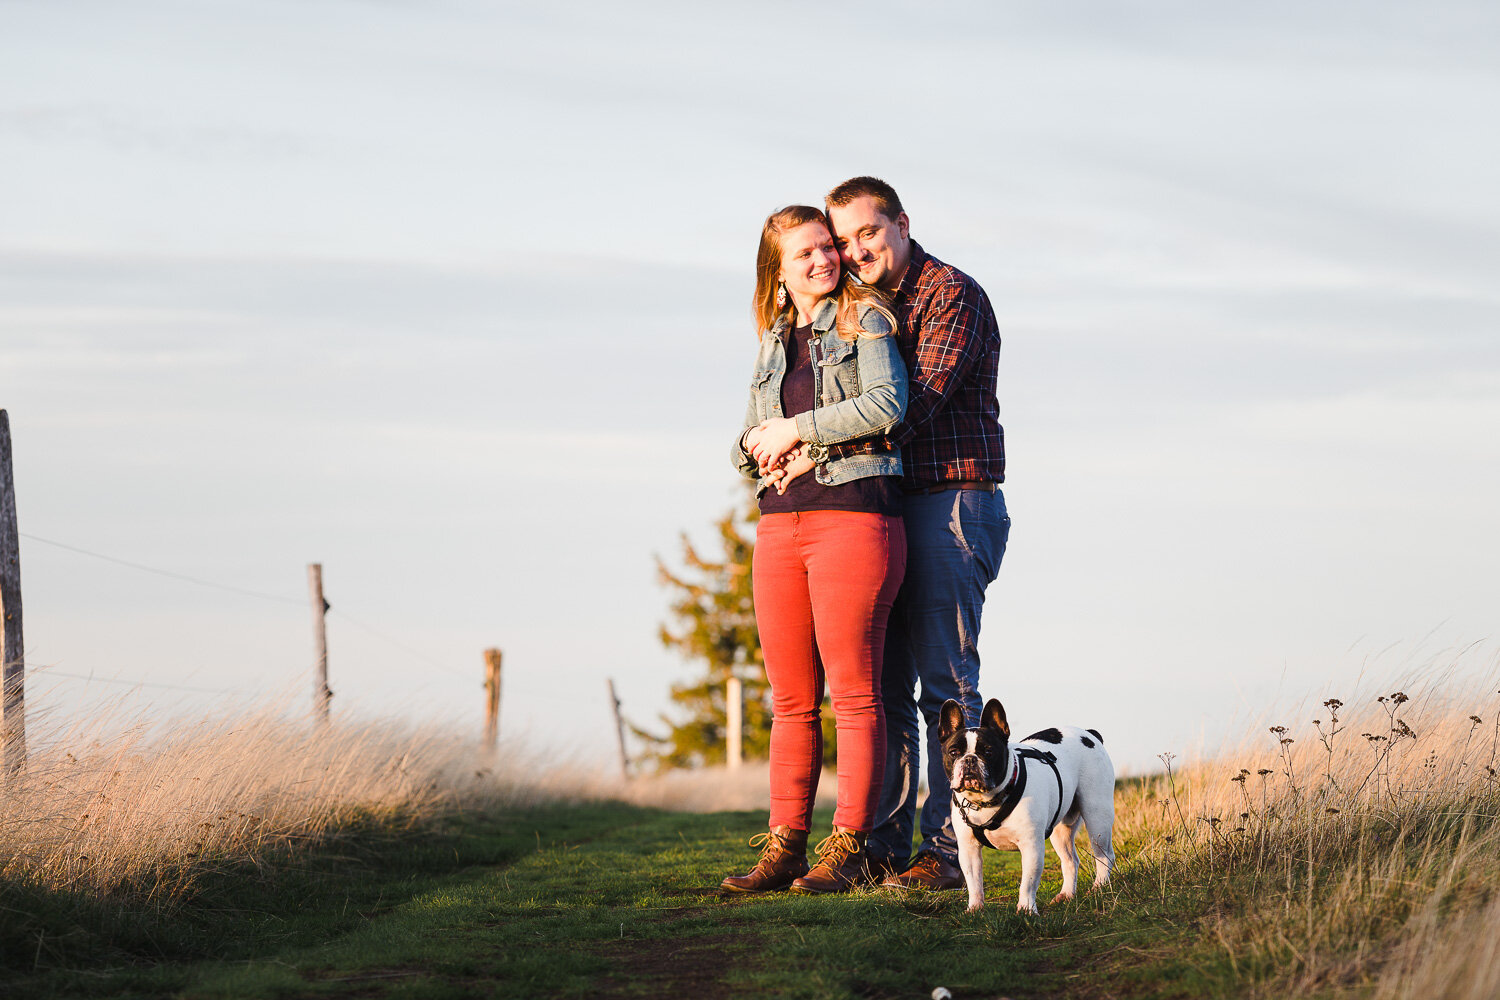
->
<box><xmin>940</xmin><ymin>697</ymin><xmax>1116</xmax><ymax>914</ymax></box>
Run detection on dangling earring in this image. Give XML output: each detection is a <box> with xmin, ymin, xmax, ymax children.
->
<box><xmin>775</xmin><ymin>282</ymin><xmax>787</xmax><ymax>310</ymax></box>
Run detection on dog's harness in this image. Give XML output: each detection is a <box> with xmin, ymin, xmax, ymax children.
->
<box><xmin>952</xmin><ymin>746</ymin><xmax>1065</xmax><ymax>850</ymax></box>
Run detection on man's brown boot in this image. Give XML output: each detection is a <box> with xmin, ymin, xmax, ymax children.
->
<box><xmin>720</xmin><ymin>825</ymin><xmax>809</xmax><ymax>894</ymax></box>
<box><xmin>790</xmin><ymin>826</ymin><xmax>872</xmax><ymax>895</ymax></box>
<box><xmin>880</xmin><ymin>850</ymin><xmax>965</xmax><ymax>891</ymax></box>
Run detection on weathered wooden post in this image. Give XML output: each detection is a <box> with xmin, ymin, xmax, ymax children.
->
<box><xmin>0</xmin><ymin>411</ymin><xmax>24</xmax><ymax>775</ymax></box>
<box><xmin>725</xmin><ymin>675</ymin><xmax>743</xmax><ymax>771</ymax></box>
<box><xmin>308</xmin><ymin>563</ymin><xmax>331</xmax><ymax>725</ymax></box>
<box><xmin>482</xmin><ymin>648</ymin><xmax>502</xmax><ymax>752</ymax></box>
<box><xmin>608</xmin><ymin>678</ymin><xmax>630</xmax><ymax>779</ymax></box>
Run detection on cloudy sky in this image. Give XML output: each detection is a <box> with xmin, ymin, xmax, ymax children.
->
<box><xmin>3</xmin><ymin>0</ymin><xmax>1497</xmax><ymax>770</ymax></box>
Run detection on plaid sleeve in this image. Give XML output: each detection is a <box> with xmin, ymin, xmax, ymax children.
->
<box><xmin>888</xmin><ymin>274</ymin><xmax>992</xmax><ymax>449</ymax></box>
<box><xmin>821</xmin><ymin>435</ymin><xmax>895</xmax><ymax>463</ymax></box>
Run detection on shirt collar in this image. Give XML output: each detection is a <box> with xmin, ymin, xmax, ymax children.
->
<box><xmin>893</xmin><ymin>240</ymin><xmax>929</xmax><ymax>305</ymax></box>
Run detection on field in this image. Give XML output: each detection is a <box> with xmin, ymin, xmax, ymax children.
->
<box><xmin>2</xmin><ymin>676</ymin><xmax>1498</xmax><ymax>999</ymax></box>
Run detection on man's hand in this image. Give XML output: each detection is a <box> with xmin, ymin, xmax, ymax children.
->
<box><xmin>766</xmin><ymin>448</ymin><xmax>816</xmax><ymax>494</ymax></box>
<box><xmin>751</xmin><ymin>416</ymin><xmax>801</xmax><ymax>469</ymax></box>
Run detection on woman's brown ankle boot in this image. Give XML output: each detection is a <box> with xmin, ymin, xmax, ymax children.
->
<box><xmin>790</xmin><ymin>826</ymin><xmax>871</xmax><ymax>894</ymax></box>
<box><xmin>720</xmin><ymin>825</ymin><xmax>809</xmax><ymax>893</ymax></box>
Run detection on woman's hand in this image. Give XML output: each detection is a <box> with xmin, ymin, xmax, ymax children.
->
<box><xmin>742</xmin><ymin>425</ymin><xmax>764</xmax><ymax>459</ymax></box>
<box><xmin>751</xmin><ymin>416</ymin><xmax>802</xmax><ymax>470</ymax></box>
<box><xmin>767</xmin><ymin>448</ymin><xmax>816</xmax><ymax>494</ymax></box>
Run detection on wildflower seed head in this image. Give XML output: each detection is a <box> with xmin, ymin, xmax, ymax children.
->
<box><xmin>1257</xmin><ymin>768</ymin><xmax>1273</xmax><ymax>776</ymax></box>
<box><xmin>1269</xmin><ymin>726</ymin><xmax>1288</xmax><ymax>735</ymax></box>
<box><xmin>1392</xmin><ymin>692</ymin><xmax>1409</xmax><ymax>704</ymax></box>
<box><xmin>1470</xmin><ymin>715</ymin><xmax>1483</xmax><ymax>725</ymax></box>
<box><xmin>1324</xmin><ymin>698</ymin><xmax>1343</xmax><ymax>711</ymax></box>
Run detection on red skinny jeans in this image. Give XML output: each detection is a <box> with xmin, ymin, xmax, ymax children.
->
<box><xmin>753</xmin><ymin>510</ymin><xmax>906</xmax><ymax>832</ymax></box>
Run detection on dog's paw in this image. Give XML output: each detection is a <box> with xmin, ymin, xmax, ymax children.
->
<box><xmin>1015</xmin><ymin>901</ymin><xmax>1040</xmax><ymax>915</ymax></box>
<box><xmin>964</xmin><ymin>902</ymin><xmax>984</xmax><ymax>914</ymax></box>
<box><xmin>1052</xmin><ymin>891</ymin><xmax>1074</xmax><ymax>904</ymax></box>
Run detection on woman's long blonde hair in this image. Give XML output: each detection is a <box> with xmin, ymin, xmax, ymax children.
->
<box><xmin>753</xmin><ymin>205</ymin><xmax>897</xmax><ymax>341</ymax></box>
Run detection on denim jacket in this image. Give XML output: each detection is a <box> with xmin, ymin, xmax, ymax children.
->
<box><xmin>732</xmin><ymin>297</ymin><xmax>907</xmax><ymax>492</ymax></box>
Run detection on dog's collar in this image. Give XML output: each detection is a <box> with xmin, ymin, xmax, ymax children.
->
<box><xmin>954</xmin><ymin>753</ymin><xmax>1020</xmax><ymax>809</ymax></box>
<box><xmin>953</xmin><ymin>746</ymin><xmax>1065</xmax><ymax>849</ymax></box>
<box><xmin>953</xmin><ymin>756</ymin><xmax>1026</xmax><ymax>834</ymax></box>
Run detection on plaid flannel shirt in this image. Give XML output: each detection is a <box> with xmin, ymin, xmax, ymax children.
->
<box><xmin>828</xmin><ymin>241</ymin><xmax>1005</xmax><ymax>487</ymax></box>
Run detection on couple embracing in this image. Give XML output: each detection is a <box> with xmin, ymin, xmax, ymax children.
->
<box><xmin>725</xmin><ymin>176</ymin><xmax>1009</xmax><ymax>895</ymax></box>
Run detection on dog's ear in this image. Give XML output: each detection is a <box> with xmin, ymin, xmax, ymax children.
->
<box><xmin>981</xmin><ymin>699</ymin><xmax>1010</xmax><ymax>740</ymax></box>
<box><xmin>939</xmin><ymin>699</ymin><xmax>966</xmax><ymax>743</ymax></box>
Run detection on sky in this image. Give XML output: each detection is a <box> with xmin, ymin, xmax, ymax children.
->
<box><xmin>3</xmin><ymin>0</ymin><xmax>1498</xmax><ymax>772</ymax></box>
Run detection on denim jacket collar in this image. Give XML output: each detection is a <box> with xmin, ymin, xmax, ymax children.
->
<box><xmin>809</xmin><ymin>297</ymin><xmax>838</xmax><ymax>333</ymax></box>
<box><xmin>770</xmin><ymin>297</ymin><xmax>839</xmax><ymax>340</ymax></box>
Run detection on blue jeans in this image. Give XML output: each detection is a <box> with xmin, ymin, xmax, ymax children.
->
<box><xmin>867</xmin><ymin>487</ymin><xmax>1010</xmax><ymax>867</ymax></box>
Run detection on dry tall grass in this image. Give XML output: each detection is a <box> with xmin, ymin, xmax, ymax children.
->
<box><xmin>0</xmin><ymin>702</ymin><xmax>803</xmax><ymax>907</ymax></box>
<box><xmin>1111</xmin><ymin>673</ymin><xmax>1500</xmax><ymax>998</ymax></box>
<box><xmin>4</xmin><ymin>708</ymin><xmax>477</xmax><ymax>903</ymax></box>
<box><xmin>4</xmin><ymin>673</ymin><xmax>1498</xmax><ymax>998</ymax></box>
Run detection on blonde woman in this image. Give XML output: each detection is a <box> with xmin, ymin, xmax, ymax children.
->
<box><xmin>721</xmin><ymin>205</ymin><xmax>908</xmax><ymax>894</ymax></box>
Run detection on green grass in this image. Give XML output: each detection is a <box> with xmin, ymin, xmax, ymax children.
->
<box><xmin>1</xmin><ymin>802</ymin><xmax>1264</xmax><ymax>999</ymax></box>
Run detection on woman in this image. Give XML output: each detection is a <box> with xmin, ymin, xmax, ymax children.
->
<box><xmin>720</xmin><ymin>205</ymin><xmax>908</xmax><ymax>895</ymax></box>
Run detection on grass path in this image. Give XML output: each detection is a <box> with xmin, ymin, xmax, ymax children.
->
<box><xmin>8</xmin><ymin>802</ymin><xmax>1227</xmax><ymax>999</ymax></box>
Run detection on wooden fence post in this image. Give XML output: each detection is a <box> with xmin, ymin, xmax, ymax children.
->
<box><xmin>308</xmin><ymin>563</ymin><xmax>331</xmax><ymax>725</ymax></box>
<box><xmin>608</xmin><ymin>678</ymin><xmax>630</xmax><ymax>779</ymax></box>
<box><xmin>483</xmin><ymin>648</ymin><xmax>502</xmax><ymax>752</ymax></box>
<box><xmin>725</xmin><ymin>675</ymin><xmax>742</xmax><ymax>771</ymax></box>
<box><xmin>0</xmin><ymin>411</ymin><xmax>25</xmax><ymax>775</ymax></box>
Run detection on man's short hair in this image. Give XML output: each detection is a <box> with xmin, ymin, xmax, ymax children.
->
<box><xmin>826</xmin><ymin>176</ymin><xmax>905</xmax><ymax>220</ymax></box>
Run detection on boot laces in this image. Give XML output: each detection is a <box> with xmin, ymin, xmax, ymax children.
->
<box><xmin>748</xmin><ymin>830</ymin><xmax>788</xmax><ymax>855</ymax></box>
<box><xmin>911</xmin><ymin>852</ymin><xmax>942</xmax><ymax>875</ymax></box>
<box><xmin>813</xmin><ymin>829</ymin><xmax>862</xmax><ymax>867</ymax></box>
<box><xmin>746</xmin><ymin>830</ymin><xmax>792</xmax><ymax>872</ymax></box>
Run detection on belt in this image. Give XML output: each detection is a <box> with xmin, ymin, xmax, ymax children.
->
<box><xmin>903</xmin><ymin>479</ymin><xmax>998</xmax><ymax>496</ymax></box>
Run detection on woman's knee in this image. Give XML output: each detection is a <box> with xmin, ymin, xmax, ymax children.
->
<box><xmin>771</xmin><ymin>702</ymin><xmax>822</xmax><ymax>727</ymax></box>
<box><xmin>828</xmin><ymin>693</ymin><xmax>883</xmax><ymax>727</ymax></box>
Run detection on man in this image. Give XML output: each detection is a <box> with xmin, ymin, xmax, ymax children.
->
<box><xmin>825</xmin><ymin>176</ymin><xmax>1009</xmax><ymax>890</ymax></box>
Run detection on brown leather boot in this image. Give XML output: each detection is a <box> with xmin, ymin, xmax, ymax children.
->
<box><xmin>879</xmin><ymin>850</ymin><xmax>965</xmax><ymax>891</ymax></box>
<box><xmin>790</xmin><ymin>826</ymin><xmax>872</xmax><ymax>895</ymax></box>
<box><xmin>720</xmin><ymin>825</ymin><xmax>809</xmax><ymax>893</ymax></box>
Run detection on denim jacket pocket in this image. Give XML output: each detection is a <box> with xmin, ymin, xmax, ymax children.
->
<box><xmin>795</xmin><ymin>330</ymin><xmax>906</xmax><ymax>445</ymax></box>
<box><xmin>819</xmin><ymin>342</ymin><xmax>858</xmax><ymax>405</ymax></box>
<box><xmin>819</xmin><ymin>339</ymin><xmax>856</xmax><ymax>367</ymax></box>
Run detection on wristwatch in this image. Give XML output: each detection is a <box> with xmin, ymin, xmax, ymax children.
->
<box><xmin>805</xmin><ymin>442</ymin><xmax>829</xmax><ymax>463</ymax></box>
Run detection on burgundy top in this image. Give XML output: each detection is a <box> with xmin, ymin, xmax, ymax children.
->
<box><xmin>758</xmin><ymin>323</ymin><xmax>900</xmax><ymax>516</ymax></box>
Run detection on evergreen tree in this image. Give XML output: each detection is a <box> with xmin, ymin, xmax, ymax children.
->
<box><xmin>640</xmin><ymin>484</ymin><xmax>837</xmax><ymax>770</ymax></box>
